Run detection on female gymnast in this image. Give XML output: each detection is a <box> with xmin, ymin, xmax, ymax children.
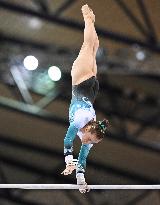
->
<box><xmin>61</xmin><ymin>4</ymin><xmax>109</xmax><ymax>193</ymax></box>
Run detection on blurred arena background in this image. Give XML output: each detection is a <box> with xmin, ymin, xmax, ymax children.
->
<box><xmin>0</xmin><ymin>0</ymin><xmax>160</xmax><ymax>204</ymax></box>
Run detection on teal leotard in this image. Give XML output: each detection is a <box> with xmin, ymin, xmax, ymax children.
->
<box><xmin>64</xmin><ymin>76</ymin><xmax>99</xmax><ymax>174</ymax></box>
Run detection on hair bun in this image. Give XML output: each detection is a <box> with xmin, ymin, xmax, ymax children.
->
<box><xmin>98</xmin><ymin>118</ymin><xmax>109</xmax><ymax>134</ymax></box>
<box><xmin>102</xmin><ymin>119</ymin><xmax>109</xmax><ymax>126</ymax></box>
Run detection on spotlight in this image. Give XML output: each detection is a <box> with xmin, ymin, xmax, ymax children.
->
<box><xmin>48</xmin><ymin>66</ymin><xmax>61</xmax><ymax>81</ymax></box>
<box><xmin>28</xmin><ymin>18</ymin><xmax>42</xmax><ymax>30</ymax></box>
<box><xmin>136</xmin><ymin>51</ymin><xmax>146</xmax><ymax>61</ymax></box>
<box><xmin>23</xmin><ymin>55</ymin><xmax>38</xmax><ymax>70</ymax></box>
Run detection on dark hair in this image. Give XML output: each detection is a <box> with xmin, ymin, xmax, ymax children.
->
<box><xmin>85</xmin><ymin>118</ymin><xmax>109</xmax><ymax>140</ymax></box>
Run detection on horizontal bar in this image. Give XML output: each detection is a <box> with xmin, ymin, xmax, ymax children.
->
<box><xmin>0</xmin><ymin>184</ymin><xmax>159</xmax><ymax>189</ymax></box>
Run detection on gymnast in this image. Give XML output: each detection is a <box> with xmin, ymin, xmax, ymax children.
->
<box><xmin>61</xmin><ymin>4</ymin><xmax>109</xmax><ymax>193</ymax></box>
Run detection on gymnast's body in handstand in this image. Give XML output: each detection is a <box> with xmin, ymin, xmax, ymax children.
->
<box><xmin>61</xmin><ymin>4</ymin><xmax>109</xmax><ymax>193</ymax></box>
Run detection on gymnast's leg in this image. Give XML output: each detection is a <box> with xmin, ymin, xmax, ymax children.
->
<box><xmin>71</xmin><ymin>5</ymin><xmax>97</xmax><ymax>85</ymax></box>
<box><xmin>62</xmin><ymin>5</ymin><xmax>98</xmax><ymax>177</ymax></box>
<box><xmin>93</xmin><ymin>33</ymin><xmax>99</xmax><ymax>76</ymax></box>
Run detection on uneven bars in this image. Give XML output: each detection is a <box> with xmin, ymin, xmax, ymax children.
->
<box><xmin>0</xmin><ymin>184</ymin><xmax>159</xmax><ymax>189</ymax></box>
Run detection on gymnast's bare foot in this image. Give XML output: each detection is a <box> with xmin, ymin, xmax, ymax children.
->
<box><xmin>81</xmin><ymin>4</ymin><xmax>95</xmax><ymax>23</ymax></box>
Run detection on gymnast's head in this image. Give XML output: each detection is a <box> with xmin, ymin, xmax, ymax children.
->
<box><xmin>81</xmin><ymin>119</ymin><xmax>109</xmax><ymax>144</ymax></box>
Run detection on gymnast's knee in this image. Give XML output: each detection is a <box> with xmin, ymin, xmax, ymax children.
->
<box><xmin>81</xmin><ymin>42</ymin><xmax>94</xmax><ymax>54</ymax></box>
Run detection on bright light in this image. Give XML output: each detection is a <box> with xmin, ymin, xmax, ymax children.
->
<box><xmin>136</xmin><ymin>51</ymin><xmax>145</xmax><ymax>61</ymax></box>
<box><xmin>48</xmin><ymin>66</ymin><xmax>61</xmax><ymax>81</ymax></box>
<box><xmin>23</xmin><ymin>56</ymin><xmax>38</xmax><ymax>70</ymax></box>
<box><xmin>28</xmin><ymin>18</ymin><xmax>42</xmax><ymax>30</ymax></box>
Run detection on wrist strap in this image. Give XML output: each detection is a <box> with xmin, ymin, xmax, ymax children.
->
<box><xmin>65</xmin><ymin>155</ymin><xmax>73</xmax><ymax>164</ymax></box>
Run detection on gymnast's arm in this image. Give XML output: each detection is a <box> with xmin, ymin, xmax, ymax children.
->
<box><xmin>61</xmin><ymin>122</ymin><xmax>78</xmax><ymax>175</ymax></box>
<box><xmin>76</xmin><ymin>143</ymin><xmax>93</xmax><ymax>188</ymax></box>
<box><xmin>76</xmin><ymin>143</ymin><xmax>93</xmax><ymax>174</ymax></box>
<box><xmin>64</xmin><ymin>122</ymin><xmax>78</xmax><ymax>159</ymax></box>
<box><xmin>64</xmin><ymin>109</ymin><xmax>94</xmax><ymax>159</ymax></box>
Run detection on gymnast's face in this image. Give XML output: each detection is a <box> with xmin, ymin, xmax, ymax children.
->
<box><xmin>81</xmin><ymin>125</ymin><xmax>102</xmax><ymax>144</ymax></box>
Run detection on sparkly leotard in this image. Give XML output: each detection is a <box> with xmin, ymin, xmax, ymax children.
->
<box><xmin>64</xmin><ymin>76</ymin><xmax>99</xmax><ymax>174</ymax></box>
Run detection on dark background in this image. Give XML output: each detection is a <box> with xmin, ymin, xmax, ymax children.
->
<box><xmin>0</xmin><ymin>0</ymin><xmax>159</xmax><ymax>204</ymax></box>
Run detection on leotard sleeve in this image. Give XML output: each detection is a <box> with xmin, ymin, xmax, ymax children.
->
<box><xmin>76</xmin><ymin>143</ymin><xmax>93</xmax><ymax>174</ymax></box>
